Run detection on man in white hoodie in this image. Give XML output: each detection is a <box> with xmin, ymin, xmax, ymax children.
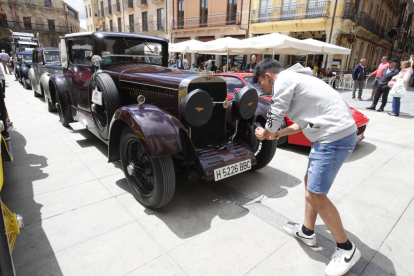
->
<box><xmin>254</xmin><ymin>59</ymin><xmax>360</xmax><ymax>276</ymax></box>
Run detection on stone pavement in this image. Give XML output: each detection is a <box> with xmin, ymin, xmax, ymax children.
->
<box><xmin>2</xmin><ymin>72</ymin><xmax>414</xmax><ymax>276</ymax></box>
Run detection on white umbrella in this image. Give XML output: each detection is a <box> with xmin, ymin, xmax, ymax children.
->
<box><xmin>194</xmin><ymin>37</ymin><xmax>242</xmax><ymax>55</ymax></box>
<box><xmin>231</xmin><ymin>33</ymin><xmax>322</xmax><ymax>55</ymax></box>
<box><xmin>303</xmin><ymin>38</ymin><xmax>351</xmax><ymax>55</ymax></box>
<box><xmin>168</xmin><ymin>39</ymin><xmax>206</xmax><ymax>53</ymax></box>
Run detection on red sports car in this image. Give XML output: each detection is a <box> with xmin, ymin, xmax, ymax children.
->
<box><xmin>216</xmin><ymin>73</ymin><xmax>369</xmax><ymax>147</ymax></box>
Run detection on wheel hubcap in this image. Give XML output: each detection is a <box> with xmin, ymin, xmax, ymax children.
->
<box><xmin>127</xmin><ymin>164</ymin><xmax>135</xmax><ymax>176</ymax></box>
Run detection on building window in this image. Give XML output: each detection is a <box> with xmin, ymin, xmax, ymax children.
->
<box><xmin>68</xmin><ymin>7</ymin><xmax>78</xmax><ymax>19</ymax></box>
<box><xmin>117</xmin><ymin>18</ymin><xmax>122</xmax><ymax>32</ymax></box>
<box><xmin>101</xmin><ymin>1</ymin><xmax>104</xmax><ymax>15</ymax></box>
<box><xmin>23</xmin><ymin>17</ymin><xmax>32</xmax><ymax>29</ymax></box>
<box><xmin>281</xmin><ymin>0</ymin><xmax>296</xmax><ymax>20</ymax></box>
<box><xmin>383</xmin><ymin>14</ymin><xmax>387</xmax><ymax>28</ymax></box>
<box><xmin>142</xmin><ymin>11</ymin><xmax>148</xmax><ymax>32</ymax></box>
<box><xmin>227</xmin><ymin>0</ymin><xmax>237</xmax><ymax>24</ymax></box>
<box><xmin>128</xmin><ymin>0</ymin><xmax>133</xmax><ymax>8</ymax></box>
<box><xmin>102</xmin><ymin>21</ymin><xmax>106</xmax><ymax>31</ymax></box>
<box><xmin>108</xmin><ymin>0</ymin><xmax>112</xmax><ymax>14</ymax></box>
<box><xmin>45</xmin><ymin>0</ymin><xmax>52</xmax><ymax>7</ymax></box>
<box><xmin>368</xmin><ymin>0</ymin><xmax>373</xmax><ymax>17</ymax></box>
<box><xmin>157</xmin><ymin>8</ymin><xmax>164</xmax><ymax>30</ymax></box>
<box><xmin>89</xmin><ymin>5</ymin><xmax>91</xmax><ymax>17</ymax></box>
<box><xmin>50</xmin><ymin>37</ymin><xmax>57</xmax><ymax>47</ymax></box>
<box><xmin>259</xmin><ymin>0</ymin><xmax>271</xmax><ymax>22</ymax></box>
<box><xmin>178</xmin><ymin>0</ymin><xmax>184</xmax><ymax>29</ymax></box>
<box><xmin>109</xmin><ymin>20</ymin><xmax>113</xmax><ymax>31</ymax></box>
<box><xmin>85</xmin><ymin>6</ymin><xmax>88</xmax><ymax>18</ymax></box>
<box><xmin>200</xmin><ymin>0</ymin><xmax>208</xmax><ymax>27</ymax></box>
<box><xmin>129</xmin><ymin>14</ymin><xmax>134</xmax><ymax>32</ymax></box>
<box><xmin>48</xmin><ymin>20</ymin><xmax>55</xmax><ymax>31</ymax></box>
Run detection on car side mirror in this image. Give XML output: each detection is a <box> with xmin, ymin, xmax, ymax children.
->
<box><xmin>233</xmin><ymin>88</ymin><xmax>241</xmax><ymax>93</ymax></box>
<box><xmin>92</xmin><ymin>55</ymin><xmax>102</xmax><ymax>69</ymax></box>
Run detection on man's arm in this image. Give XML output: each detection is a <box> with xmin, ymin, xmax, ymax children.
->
<box><xmin>277</xmin><ymin>123</ymin><xmax>302</xmax><ymax>137</ymax></box>
<box><xmin>369</xmin><ymin>68</ymin><xmax>378</xmax><ymax>77</ymax></box>
<box><xmin>245</xmin><ymin>62</ymin><xmax>251</xmax><ymax>73</ymax></box>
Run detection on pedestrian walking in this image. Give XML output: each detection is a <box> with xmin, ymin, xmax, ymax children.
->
<box><xmin>351</xmin><ymin>59</ymin><xmax>367</xmax><ymax>100</ymax></box>
<box><xmin>366</xmin><ymin>58</ymin><xmax>399</xmax><ymax>112</ymax></box>
<box><xmin>368</xmin><ymin>56</ymin><xmax>389</xmax><ymax>100</ymax></box>
<box><xmin>254</xmin><ymin>59</ymin><xmax>360</xmax><ymax>276</ymax></box>
<box><xmin>0</xmin><ymin>50</ymin><xmax>11</xmax><ymax>75</ymax></box>
<box><xmin>388</xmin><ymin>60</ymin><xmax>412</xmax><ymax>116</ymax></box>
<box><xmin>0</xmin><ymin>68</ymin><xmax>10</xmax><ymax>140</ymax></box>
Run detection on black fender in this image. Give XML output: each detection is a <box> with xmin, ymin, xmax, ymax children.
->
<box><xmin>21</xmin><ymin>67</ymin><xmax>30</xmax><ymax>79</ymax></box>
<box><xmin>51</xmin><ymin>74</ymin><xmax>72</xmax><ymax>115</ymax></box>
<box><xmin>108</xmin><ymin>104</ymin><xmax>185</xmax><ymax>162</ymax></box>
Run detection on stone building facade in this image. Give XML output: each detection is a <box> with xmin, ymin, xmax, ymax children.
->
<box><xmin>0</xmin><ymin>0</ymin><xmax>80</xmax><ymax>50</ymax></box>
<box><xmin>64</xmin><ymin>2</ymin><xmax>81</xmax><ymax>33</ymax></box>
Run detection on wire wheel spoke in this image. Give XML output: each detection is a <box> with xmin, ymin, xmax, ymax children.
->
<box><xmin>126</xmin><ymin>139</ymin><xmax>155</xmax><ymax>196</ymax></box>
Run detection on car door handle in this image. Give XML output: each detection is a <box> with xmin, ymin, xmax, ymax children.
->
<box><xmin>79</xmin><ymin>72</ymin><xmax>83</xmax><ymax>80</ymax></box>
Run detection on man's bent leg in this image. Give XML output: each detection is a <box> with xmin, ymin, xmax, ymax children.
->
<box><xmin>371</xmin><ymin>86</ymin><xmax>377</xmax><ymax>98</ymax></box>
<box><xmin>304</xmin><ymin>175</ymin><xmax>318</xmax><ymax>230</ymax></box>
<box><xmin>306</xmin><ymin>192</ymin><xmax>347</xmax><ymax>243</ymax></box>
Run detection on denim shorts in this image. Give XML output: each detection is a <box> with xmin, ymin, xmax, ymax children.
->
<box><xmin>373</xmin><ymin>77</ymin><xmax>380</xmax><ymax>87</ymax></box>
<box><xmin>306</xmin><ymin>132</ymin><xmax>357</xmax><ymax>194</ymax></box>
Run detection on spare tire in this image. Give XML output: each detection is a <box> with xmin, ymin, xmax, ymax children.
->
<box><xmin>233</xmin><ymin>86</ymin><xmax>258</xmax><ymax>120</ymax></box>
<box><xmin>179</xmin><ymin>89</ymin><xmax>213</xmax><ymax>128</ymax></box>
<box><xmin>91</xmin><ymin>73</ymin><xmax>121</xmax><ymax>140</ymax></box>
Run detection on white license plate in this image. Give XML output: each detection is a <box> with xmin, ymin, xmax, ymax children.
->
<box><xmin>92</xmin><ymin>89</ymin><xmax>102</xmax><ymax>106</ymax></box>
<box><xmin>214</xmin><ymin>159</ymin><xmax>251</xmax><ymax>181</ymax></box>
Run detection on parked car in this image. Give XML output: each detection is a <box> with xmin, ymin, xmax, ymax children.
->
<box><xmin>14</xmin><ymin>51</ymin><xmax>33</xmax><ymax>89</ymax></box>
<box><xmin>52</xmin><ymin>32</ymin><xmax>276</xmax><ymax>209</ymax></box>
<box><xmin>216</xmin><ymin>73</ymin><xmax>369</xmax><ymax>147</ymax></box>
<box><xmin>29</xmin><ymin>48</ymin><xmax>62</xmax><ymax>112</ymax></box>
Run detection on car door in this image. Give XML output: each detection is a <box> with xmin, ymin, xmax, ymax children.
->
<box><xmin>67</xmin><ymin>37</ymin><xmax>94</xmax><ymax>112</ymax></box>
<box><xmin>33</xmin><ymin>50</ymin><xmax>43</xmax><ymax>91</ymax></box>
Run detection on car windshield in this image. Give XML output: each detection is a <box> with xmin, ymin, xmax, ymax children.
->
<box><xmin>100</xmin><ymin>37</ymin><xmax>163</xmax><ymax>65</ymax></box>
<box><xmin>44</xmin><ymin>51</ymin><xmax>60</xmax><ymax>63</ymax></box>
<box><xmin>20</xmin><ymin>54</ymin><xmax>33</xmax><ymax>61</ymax></box>
<box><xmin>243</xmin><ymin>76</ymin><xmax>267</xmax><ymax>96</ymax></box>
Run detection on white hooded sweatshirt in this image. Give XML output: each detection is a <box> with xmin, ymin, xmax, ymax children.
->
<box><xmin>265</xmin><ymin>63</ymin><xmax>357</xmax><ymax>143</ymax></box>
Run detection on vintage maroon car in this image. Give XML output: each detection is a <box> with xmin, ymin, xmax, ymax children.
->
<box><xmin>217</xmin><ymin>73</ymin><xmax>369</xmax><ymax>147</ymax></box>
<box><xmin>51</xmin><ymin>32</ymin><xmax>276</xmax><ymax>209</ymax></box>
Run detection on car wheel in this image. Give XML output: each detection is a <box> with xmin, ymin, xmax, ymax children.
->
<box><xmin>14</xmin><ymin>73</ymin><xmax>18</xmax><ymax>81</ymax></box>
<box><xmin>276</xmin><ymin>119</ymin><xmax>288</xmax><ymax>146</ymax></box>
<box><xmin>22</xmin><ymin>77</ymin><xmax>29</xmax><ymax>90</ymax></box>
<box><xmin>251</xmin><ymin>139</ymin><xmax>277</xmax><ymax>171</ymax></box>
<box><xmin>56</xmin><ymin>95</ymin><xmax>72</xmax><ymax>127</ymax></box>
<box><xmin>47</xmin><ymin>98</ymin><xmax>56</xmax><ymax>112</ymax></box>
<box><xmin>120</xmin><ymin>127</ymin><xmax>176</xmax><ymax>209</ymax></box>
<box><xmin>34</xmin><ymin>89</ymin><xmax>40</xmax><ymax>97</ymax></box>
<box><xmin>91</xmin><ymin>73</ymin><xmax>121</xmax><ymax>140</ymax></box>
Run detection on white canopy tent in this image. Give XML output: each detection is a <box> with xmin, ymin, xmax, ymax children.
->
<box><xmin>193</xmin><ymin>37</ymin><xmax>242</xmax><ymax>55</ymax></box>
<box><xmin>168</xmin><ymin>39</ymin><xmax>206</xmax><ymax>54</ymax></box>
<box><xmin>303</xmin><ymin>38</ymin><xmax>351</xmax><ymax>55</ymax></box>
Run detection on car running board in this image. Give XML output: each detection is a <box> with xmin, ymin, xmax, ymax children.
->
<box><xmin>69</xmin><ymin>121</ymin><xmax>87</xmax><ymax>131</ymax></box>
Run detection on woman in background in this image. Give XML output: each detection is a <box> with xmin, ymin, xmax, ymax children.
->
<box><xmin>388</xmin><ymin>60</ymin><xmax>412</xmax><ymax>116</ymax></box>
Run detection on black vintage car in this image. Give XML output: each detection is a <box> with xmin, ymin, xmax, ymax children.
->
<box><xmin>29</xmin><ymin>48</ymin><xmax>62</xmax><ymax>111</ymax></box>
<box><xmin>52</xmin><ymin>32</ymin><xmax>276</xmax><ymax>209</ymax></box>
<box><xmin>14</xmin><ymin>51</ymin><xmax>33</xmax><ymax>89</ymax></box>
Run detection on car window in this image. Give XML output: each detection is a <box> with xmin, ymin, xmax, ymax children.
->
<box><xmin>36</xmin><ymin>51</ymin><xmax>42</xmax><ymax>63</ymax></box>
<box><xmin>217</xmin><ymin>76</ymin><xmax>244</xmax><ymax>93</ymax></box>
<box><xmin>44</xmin><ymin>51</ymin><xmax>60</xmax><ymax>63</ymax></box>
<box><xmin>69</xmin><ymin>38</ymin><xmax>93</xmax><ymax>66</ymax></box>
<box><xmin>243</xmin><ymin>76</ymin><xmax>267</xmax><ymax>96</ymax></box>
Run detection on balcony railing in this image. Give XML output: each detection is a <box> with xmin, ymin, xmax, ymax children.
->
<box><xmin>152</xmin><ymin>0</ymin><xmax>164</xmax><ymax>3</ymax></box>
<box><xmin>124</xmin><ymin>0</ymin><xmax>134</xmax><ymax>9</ymax></box>
<box><xmin>172</xmin><ymin>12</ymin><xmax>241</xmax><ymax>30</ymax></box>
<box><xmin>137</xmin><ymin>0</ymin><xmax>148</xmax><ymax>6</ymax></box>
<box><xmin>0</xmin><ymin>20</ymin><xmax>72</xmax><ymax>32</ymax></box>
<box><xmin>112</xmin><ymin>3</ymin><xmax>121</xmax><ymax>13</ymax></box>
<box><xmin>250</xmin><ymin>1</ymin><xmax>330</xmax><ymax>23</ymax></box>
<box><xmin>104</xmin><ymin>6</ymin><xmax>112</xmax><ymax>16</ymax></box>
<box><xmin>157</xmin><ymin>22</ymin><xmax>164</xmax><ymax>31</ymax></box>
<box><xmin>6</xmin><ymin>0</ymin><xmax>64</xmax><ymax>8</ymax></box>
<box><xmin>343</xmin><ymin>3</ymin><xmax>356</xmax><ymax>21</ymax></box>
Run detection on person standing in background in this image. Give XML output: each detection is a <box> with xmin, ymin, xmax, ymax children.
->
<box><xmin>245</xmin><ymin>55</ymin><xmax>257</xmax><ymax>72</ymax></box>
<box><xmin>0</xmin><ymin>50</ymin><xmax>11</xmax><ymax>75</ymax></box>
<box><xmin>0</xmin><ymin>68</ymin><xmax>10</xmax><ymax>140</ymax></box>
<box><xmin>388</xmin><ymin>60</ymin><xmax>413</xmax><ymax>116</ymax></box>
<box><xmin>351</xmin><ymin>59</ymin><xmax>367</xmax><ymax>101</ymax></box>
<box><xmin>177</xmin><ymin>54</ymin><xmax>184</xmax><ymax>70</ymax></box>
<box><xmin>368</xmin><ymin>56</ymin><xmax>389</xmax><ymax>100</ymax></box>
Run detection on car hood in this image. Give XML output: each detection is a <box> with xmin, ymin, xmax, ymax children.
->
<box><xmin>104</xmin><ymin>64</ymin><xmax>199</xmax><ymax>90</ymax></box>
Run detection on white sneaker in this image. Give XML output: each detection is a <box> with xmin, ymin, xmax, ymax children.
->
<box><xmin>325</xmin><ymin>242</ymin><xmax>361</xmax><ymax>276</ymax></box>
<box><xmin>283</xmin><ymin>222</ymin><xmax>316</xmax><ymax>247</ymax></box>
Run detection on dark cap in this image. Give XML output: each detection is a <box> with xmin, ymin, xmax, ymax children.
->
<box><xmin>389</xmin><ymin>58</ymin><xmax>398</xmax><ymax>63</ymax></box>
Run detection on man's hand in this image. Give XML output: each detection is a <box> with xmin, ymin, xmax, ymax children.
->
<box><xmin>255</xmin><ymin>127</ymin><xmax>276</xmax><ymax>141</ymax></box>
